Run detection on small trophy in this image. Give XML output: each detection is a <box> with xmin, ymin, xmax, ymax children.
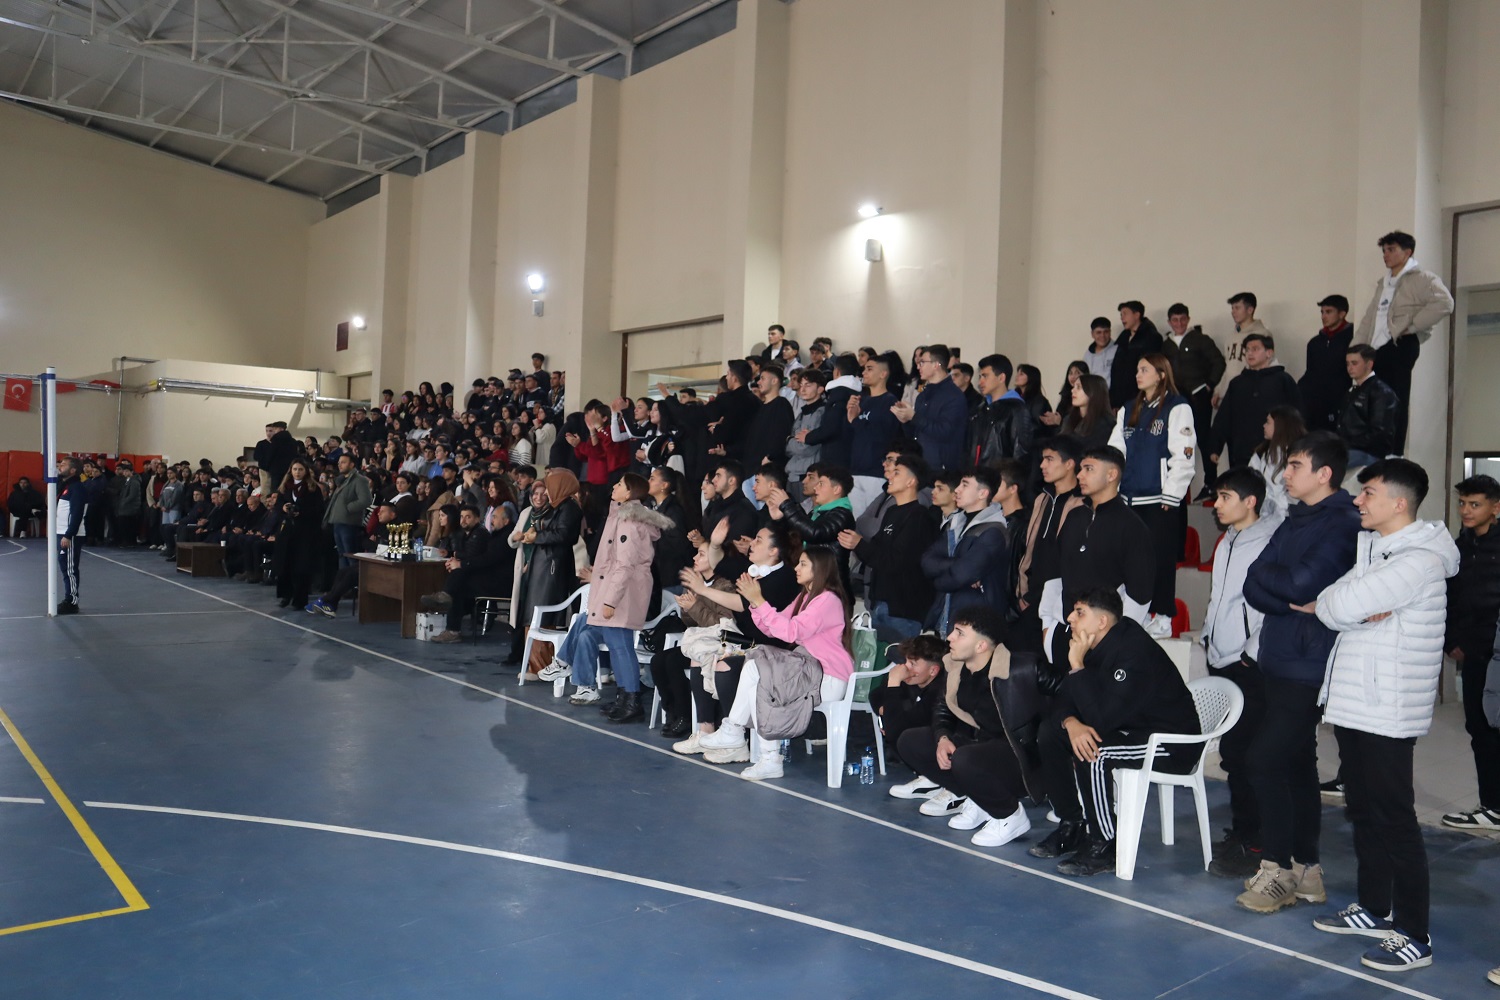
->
<box><xmin>387</xmin><ymin>523</ymin><xmax>414</xmax><ymax>560</ymax></box>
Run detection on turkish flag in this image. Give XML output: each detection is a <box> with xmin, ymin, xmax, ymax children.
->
<box><xmin>3</xmin><ymin>377</ymin><xmax>31</xmax><ymax>411</ymax></box>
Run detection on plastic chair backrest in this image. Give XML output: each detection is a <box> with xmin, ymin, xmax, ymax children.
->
<box><xmin>1188</xmin><ymin>675</ymin><xmax>1243</xmax><ymax>741</ymax></box>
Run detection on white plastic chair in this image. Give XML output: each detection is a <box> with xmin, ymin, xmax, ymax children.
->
<box><xmin>518</xmin><ymin>584</ymin><xmax>589</xmax><ymax>685</ymax></box>
<box><xmin>596</xmin><ymin>592</ymin><xmax>678</xmax><ymax>693</ymax></box>
<box><xmin>800</xmin><ymin>660</ymin><xmax>885</xmax><ymax>789</ymax></box>
<box><xmin>1113</xmin><ymin>675</ymin><xmax>1244</xmax><ymax>881</ymax></box>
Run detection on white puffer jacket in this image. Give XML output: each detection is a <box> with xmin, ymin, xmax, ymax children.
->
<box><xmin>1315</xmin><ymin>520</ymin><xmax>1460</xmax><ymax>738</ymax></box>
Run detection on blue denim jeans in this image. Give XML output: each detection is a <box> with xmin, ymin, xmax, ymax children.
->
<box><xmin>871</xmin><ymin>601</ymin><xmax>923</xmax><ymax>643</ymax></box>
<box><xmin>557</xmin><ymin>619</ymin><xmax>642</xmax><ymax>692</ymax></box>
<box><xmin>331</xmin><ymin>522</ymin><xmax>364</xmax><ymax>568</ymax></box>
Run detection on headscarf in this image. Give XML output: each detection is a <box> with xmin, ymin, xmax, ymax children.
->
<box><xmin>542</xmin><ymin>469</ymin><xmax>579</xmax><ymax>509</ymax></box>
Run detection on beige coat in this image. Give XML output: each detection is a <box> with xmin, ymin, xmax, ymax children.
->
<box><xmin>1353</xmin><ymin>266</ymin><xmax>1455</xmax><ymax>346</ymax></box>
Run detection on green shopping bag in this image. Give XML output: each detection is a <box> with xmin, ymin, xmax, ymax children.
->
<box><xmin>850</xmin><ymin>612</ymin><xmax>889</xmax><ymax>704</ymax></box>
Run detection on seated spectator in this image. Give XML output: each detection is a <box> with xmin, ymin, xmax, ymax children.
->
<box><xmin>389</xmin><ymin>472</ymin><xmax>421</xmax><ymax>524</ymax></box>
<box><xmin>897</xmin><ymin>606</ymin><xmax>1047</xmax><ymax>847</ymax></box>
<box><xmin>1031</xmin><ymin>588</ymin><xmax>1202</xmax><ymax>876</ymax></box>
<box><xmin>306</xmin><ymin>502</ymin><xmax>398</xmax><ymax>617</ymax></box>
<box><xmin>839</xmin><ymin>453</ymin><xmax>939</xmax><ymax>642</ymax></box>
<box><xmin>921</xmin><ymin>466</ymin><xmax>1010</xmax><ymax>637</ymax></box>
<box><xmin>642</xmin><ymin>544</ymin><xmax>737</xmax><ymax>738</ymax></box>
<box><xmin>695</xmin><ymin>460</ymin><xmax>759</xmax><ymax>555</ymax></box>
<box><xmin>697</xmin><ymin>547</ymin><xmax>854</xmax><ymax>780</ymax></box>
<box><xmin>7</xmin><ymin>476</ymin><xmax>45</xmax><ymax>534</ymax></box>
<box><xmin>773</xmin><ymin>464</ymin><xmax>856</xmax><ymax>593</ymax></box>
<box><xmin>1338</xmin><ymin>344</ymin><xmax>1401</xmax><ymax>468</ymax></box>
<box><xmin>873</xmin><ymin>634</ymin><xmax>949</xmax><ymax>796</ymax></box>
<box><xmin>1084</xmin><ymin>317</ymin><xmax>1117</xmax><ymax>389</ymax></box>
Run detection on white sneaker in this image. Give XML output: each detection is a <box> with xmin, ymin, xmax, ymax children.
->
<box><xmin>598</xmin><ymin>669</ymin><xmax>613</xmax><ymax>687</ymax></box>
<box><xmin>672</xmin><ymin>732</ymin><xmax>705</xmax><ymax>755</ymax></box>
<box><xmin>568</xmin><ymin>686</ymin><xmax>600</xmax><ymax>705</ymax></box>
<box><xmin>741</xmin><ymin>752</ymin><xmax>784</xmax><ymax>781</ymax></box>
<box><xmin>948</xmin><ymin>797</ymin><xmax>993</xmax><ymax>831</ymax></box>
<box><xmin>537</xmin><ymin>660</ymin><xmax>569</xmax><ymax>682</ymax></box>
<box><xmin>1146</xmin><ymin>613</ymin><xmax>1174</xmax><ymax>639</ymax></box>
<box><xmin>704</xmin><ymin>744</ymin><xmax>751</xmax><ymax>764</ymax></box>
<box><xmin>971</xmin><ymin>804</ymin><xmax>1032</xmax><ymax>847</ymax></box>
<box><xmin>888</xmin><ymin>775</ymin><xmax>942</xmax><ymax>800</ymax></box>
<box><xmin>919</xmin><ymin>789</ymin><xmax>968</xmax><ymax>817</ymax></box>
<box><xmin>699</xmin><ymin>724</ymin><xmax>746</xmax><ymax>750</ymax></box>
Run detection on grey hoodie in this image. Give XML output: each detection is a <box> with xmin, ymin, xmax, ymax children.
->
<box><xmin>1202</xmin><ymin>511</ymin><xmax>1284</xmax><ymax>668</ymax></box>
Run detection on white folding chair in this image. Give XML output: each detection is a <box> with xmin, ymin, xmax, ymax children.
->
<box><xmin>801</xmin><ymin>660</ymin><xmax>885</xmax><ymax>789</ymax></box>
<box><xmin>595</xmin><ymin>592</ymin><xmax>679</xmax><ymax>691</ymax></box>
<box><xmin>518</xmin><ymin>584</ymin><xmax>589</xmax><ymax>685</ymax></box>
<box><xmin>1113</xmin><ymin>675</ymin><xmax>1245</xmax><ymax>881</ymax></box>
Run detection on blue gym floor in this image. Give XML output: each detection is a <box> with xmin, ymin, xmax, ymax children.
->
<box><xmin>0</xmin><ymin>538</ymin><xmax>1494</xmax><ymax>999</ymax></box>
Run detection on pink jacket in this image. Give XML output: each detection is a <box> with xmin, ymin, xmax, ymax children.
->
<box><xmin>750</xmin><ymin>591</ymin><xmax>854</xmax><ymax>680</ymax></box>
<box><xmin>586</xmin><ymin>500</ymin><xmax>675</xmax><ymax>629</ymax></box>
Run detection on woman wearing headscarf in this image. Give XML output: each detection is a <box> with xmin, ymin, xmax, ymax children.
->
<box><xmin>503</xmin><ymin>469</ymin><xmax>583</xmax><ymax>666</ymax></box>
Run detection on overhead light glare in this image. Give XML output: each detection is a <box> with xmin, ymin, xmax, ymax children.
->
<box><xmin>857</xmin><ymin>203</ymin><xmax>882</xmax><ymax>219</ymax></box>
<box><xmin>525</xmin><ymin>272</ymin><xmax>546</xmax><ymax>294</ymax></box>
<box><xmin>350</xmin><ymin>315</ymin><xmax>367</xmax><ymax>331</ymax></box>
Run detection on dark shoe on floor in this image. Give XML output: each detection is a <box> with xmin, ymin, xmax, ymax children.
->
<box><xmin>606</xmin><ymin>692</ymin><xmax>644</xmax><ymax>724</ymax></box>
<box><xmin>1209</xmin><ymin>844</ymin><xmax>1264</xmax><ymax>879</ymax></box>
<box><xmin>1319</xmin><ymin>777</ymin><xmax>1345</xmax><ymax>801</ymax></box>
<box><xmin>1028</xmin><ymin>820</ymin><xmax>1087</xmax><ymax>860</ymax></box>
<box><xmin>278</xmin><ymin>598</ymin><xmax>292</xmax><ymax>608</ymax></box>
<box><xmin>599</xmin><ymin>688</ymin><xmax>626</xmax><ymax>716</ymax></box>
<box><xmin>1056</xmin><ymin>837</ymin><xmax>1115</xmax><ymax>877</ymax></box>
<box><xmin>420</xmin><ymin>591</ymin><xmax>453</xmax><ymax>612</ymax></box>
<box><xmin>56</xmin><ymin>600</ymin><xmax>79</xmax><ymax>616</ymax></box>
<box><xmin>660</xmin><ymin>715</ymin><xmax>690</xmax><ymax>739</ymax></box>
<box><xmin>1440</xmin><ymin>806</ymin><xmax>1500</xmax><ymax>830</ymax></box>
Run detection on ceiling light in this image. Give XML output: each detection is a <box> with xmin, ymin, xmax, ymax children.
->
<box><xmin>350</xmin><ymin>316</ymin><xmax>367</xmax><ymax>331</ymax></box>
<box><xmin>857</xmin><ymin>203</ymin><xmax>882</xmax><ymax>219</ymax></box>
<box><xmin>526</xmin><ymin>272</ymin><xmax>546</xmax><ymax>294</ymax></box>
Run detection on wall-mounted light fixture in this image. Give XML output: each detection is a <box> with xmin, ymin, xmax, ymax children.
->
<box><xmin>857</xmin><ymin>203</ymin><xmax>882</xmax><ymax>219</ymax></box>
<box><xmin>350</xmin><ymin>315</ymin><xmax>367</xmax><ymax>331</ymax></box>
<box><xmin>526</xmin><ymin>272</ymin><xmax>546</xmax><ymax>316</ymax></box>
<box><xmin>864</xmin><ymin>239</ymin><xmax>883</xmax><ymax>262</ymax></box>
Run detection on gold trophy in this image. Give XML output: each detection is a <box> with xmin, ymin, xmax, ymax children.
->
<box><xmin>387</xmin><ymin>522</ymin><xmax>414</xmax><ymax>560</ymax></box>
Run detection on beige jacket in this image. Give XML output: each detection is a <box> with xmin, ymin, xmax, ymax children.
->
<box><xmin>1353</xmin><ymin>266</ymin><xmax>1454</xmax><ymax>346</ymax></box>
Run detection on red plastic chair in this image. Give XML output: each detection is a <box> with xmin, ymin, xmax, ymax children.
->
<box><xmin>1198</xmin><ymin>531</ymin><xmax>1222</xmax><ymax>573</ymax></box>
<box><xmin>1177</xmin><ymin>526</ymin><xmax>1201</xmax><ymax>569</ymax></box>
<box><xmin>1171</xmin><ymin>598</ymin><xmax>1191</xmax><ymax>638</ymax></box>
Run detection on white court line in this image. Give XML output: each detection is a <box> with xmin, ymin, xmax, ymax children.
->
<box><xmin>83</xmin><ymin>800</ymin><xmax>1094</xmax><ymax>999</ymax></box>
<box><xmin>0</xmin><ymin>610</ymin><xmax>249</xmax><ymax>621</ymax></box>
<box><xmin>0</xmin><ymin>796</ymin><xmax>45</xmax><ymax>804</ymax></box>
<box><xmin>85</xmin><ymin>552</ymin><xmax>1446</xmax><ymax>1000</ymax></box>
<box><xmin>0</xmin><ymin>540</ymin><xmax>25</xmax><ymax>557</ymax></box>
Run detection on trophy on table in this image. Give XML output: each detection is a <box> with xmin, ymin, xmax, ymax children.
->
<box><xmin>386</xmin><ymin>523</ymin><xmax>414</xmax><ymax>560</ymax></box>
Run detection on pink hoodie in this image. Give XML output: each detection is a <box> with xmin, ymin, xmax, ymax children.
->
<box><xmin>750</xmin><ymin>590</ymin><xmax>854</xmax><ymax>680</ymax></box>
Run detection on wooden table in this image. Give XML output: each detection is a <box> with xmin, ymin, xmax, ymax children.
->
<box><xmin>352</xmin><ymin>553</ymin><xmax>450</xmax><ymax>638</ymax></box>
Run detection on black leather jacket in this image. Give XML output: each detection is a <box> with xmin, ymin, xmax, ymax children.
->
<box><xmin>966</xmin><ymin>395</ymin><xmax>1037</xmax><ymax>468</ymax></box>
<box><xmin>929</xmin><ymin>648</ymin><xmax>1049</xmax><ymax>800</ymax></box>
<box><xmin>1338</xmin><ymin>374</ymin><xmax>1400</xmax><ymax>457</ymax></box>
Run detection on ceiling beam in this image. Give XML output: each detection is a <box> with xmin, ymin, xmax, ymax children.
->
<box><xmin>525</xmin><ymin>0</ymin><xmax>632</xmax><ymax>51</ymax></box>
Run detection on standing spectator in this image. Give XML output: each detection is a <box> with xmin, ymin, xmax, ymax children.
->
<box><xmin>1015</xmin><ymin>436</ymin><xmax>1087</xmax><ymax>655</ymax></box>
<box><xmin>108</xmin><ymin>460</ymin><xmax>144</xmax><ymax>547</ymax></box>
<box><xmin>1310</xmin><ymin>459</ymin><xmax>1457</xmax><ymax>972</ymax></box>
<box><xmin>274</xmin><ymin>459</ymin><xmax>325</xmax><ymax>612</ymax></box>
<box><xmin>1109</xmin><ymin>353</ymin><xmax>1196</xmax><ymax>635</ymax></box>
<box><xmin>875</xmin><ymin>634</ymin><xmax>950</xmax><ymax>797</ymax></box>
<box><xmin>696</xmin><ymin>460</ymin><xmax>759</xmax><ymax>555</ymax></box>
<box><xmin>760</xmin><ymin>323</ymin><xmax>787</xmax><ymax>365</ymax></box>
<box><xmin>1201</xmin><ymin>468</ymin><xmax>1281</xmax><ymax>879</ymax></box>
<box><xmin>321</xmin><ymin>454</ymin><xmax>372</xmax><ymax>570</ymax></box>
<box><xmin>772</xmin><ymin>465</ymin><xmax>856</xmax><ymax>594</ymax></box>
<box><xmin>1108</xmin><ymin>301</ymin><xmax>1164</xmax><ymax>410</ymax></box>
<box><xmin>967</xmin><ymin>353</ymin><xmax>1037</xmax><ymax>470</ymax></box>
<box><xmin>1208</xmin><ymin>328</ymin><xmax>1301</xmax><ymax>474</ymax></box>
<box><xmin>785</xmin><ymin>369</ymin><xmax>827</xmax><ymax>499</ymax></box>
<box><xmin>1059</xmin><ymin>374</ymin><xmax>1114</xmax><ymax>452</ymax></box>
<box><xmin>1352</xmin><ymin>231</ymin><xmax>1455</xmax><ymax>453</ymax></box>
<box><xmin>1162</xmin><ymin>303</ymin><xmax>1227</xmax><ymax>498</ymax></box>
<box><xmin>1235</xmin><ymin>432</ymin><xmax>1359</xmax><ymax>915</ymax></box>
<box><xmin>573</xmin><ymin>401</ymin><xmax>632</xmax><ymax>489</ymax></box>
<box><xmin>1249</xmin><ymin>405</ymin><xmax>1306</xmax><ymax>521</ymax></box>
<box><xmin>1301</xmin><ymin>295</ymin><xmax>1355</xmax><ymax>432</ymax></box>
<box><xmin>1014</xmin><ymin>364</ymin><xmax>1053</xmax><ymax>433</ymax></box>
<box><xmin>847</xmin><ymin>353</ymin><xmax>903</xmax><ymax>516</ymax></box>
<box><xmin>920</xmin><ymin>466</ymin><xmax>1011</xmax><ymax>637</ymax></box>
<box><xmin>154</xmin><ymin>469</ymin><xmax>181</xmax><ymax>551</ymax></box>
<box><xmin>1084</xmin><ymin>318</ymin><xmax>1117</xmax><ymax>390</ymax></box>
<box><xmin>892</xmin><ymin>344</ymin><xmax>967</xmax><ymax>472</ymax></box>
<box><xmin>505</xmin><ymin>471</ymin><xmax>583</xmax><ymax>666</ymax></box>
<box><xmin>657</xmin><ymin>360</ymin><xmax>759</xmax><ymax>468</ymax></box>
<box><xmin>1443</xmin><ymin>475</ymin><xmax>1500</xmax><ymax>831</ymax></box>
<box><xmin>950</xmin><ymin>362</ymin><xmax>982</xmax><ymax>412</ymax></box>
<box><xmin>1337</xmin><ymin>344</ymin><xmax>1401</xmax><ymax>468</ymax></box>
<box><xmin>839</xmin><ymin>453</ymin><xmax>939</xmax><ymax>642</ymax></box>
<box><xmin>1051</xmin><ymin>361</ymin><xmax>1087</xmax><ymax>429</ymax></box>
<box><xmin>741</xmin><ymin>364</ymin><xmax>795</xmax><ymax>476</ymax></box>
<box><xmin>805</xmin><ymin>354</ymin><xmax>861</xmax><ymax>471</ymax></box>
<box><xmin>54</xmin><ymin>457</ymin><xmax>87</xmax><ymax>615</ymax></box>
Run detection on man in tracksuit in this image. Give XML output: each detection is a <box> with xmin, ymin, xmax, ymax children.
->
<box><xmin>1200</xmin><ymin>467</ymin><xmax>1283</xmax><ymax>878</ymax></box>
<box><xmin>1030</xmin><ymin>587</ymin><xmax>1201</xmax><ymax>876</ymax></box>
<box><xmin>55</xmin><ymin>457</ymin><xmax>87</xmax><ymax>615</ymax></box>
<box><xmin>1237</xmin><ymin>431</ymin><xmax>1361</xmax><ymax>914</ymax></box>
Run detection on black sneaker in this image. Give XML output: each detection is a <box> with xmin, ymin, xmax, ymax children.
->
<box><xmin>1056</xmin><ymin>837</ymin><xmax>1115</xmax><ymax>877</ymax></box>
<box><xmin>1208</xmin><ymin>844</ymin><xmax>1264</xmax><ymax>879</ymax></box>
<box><xmin>1440</xmin><ymin>806</ymin><xmax>1500</xmax><ymax>830</ymax></box>
<box><xmin>1028</xmin><ymin>820</ymin><xmax>1087</xmax><ymax>859</ymax></box>
<box><xmin>56</xmin><ymin>600</ymin><xmax>79</xmax><ymax>616</ymax></box>
<box><xmin>1319</xmin><ymin>777</ymin><xmax>1345</xmax><ymax>801</ymax></box>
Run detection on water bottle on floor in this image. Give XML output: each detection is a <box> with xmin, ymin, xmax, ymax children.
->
<box><xmin>779</xmin><ymin>739</ymin><xmax>790</xmax><ymax>762</ymax></box>
<box><xmin>859</xmin><ymin>747</ymin><xmax>874</xmax><ymax>785</ymax></box>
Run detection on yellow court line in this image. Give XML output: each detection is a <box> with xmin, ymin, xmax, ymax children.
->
<box><xmin>0</xmin><ymin>705</ymin><xmax>148</xmax><ymax>937</ymax></box>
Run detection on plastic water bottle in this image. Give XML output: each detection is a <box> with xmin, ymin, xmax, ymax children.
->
<box><xmin>779</xmin><ymin>739</ymin><xmax>791</xmax><ymax>762</ymax></box>
<box><xmin>413</xmin><ymin>538</ymin><xmax>423</xmax><ymax>560</ymax></box>
<box><xmin>859</xmin><ymin>747</ymin><xmax>875</xmax><ymax>785</ymax></box>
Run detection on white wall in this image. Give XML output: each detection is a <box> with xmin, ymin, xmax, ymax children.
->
<box><xmin>1443</xmin><ymin>0</ymin><xmax>1500</xmax><ymax>210</ymax></box>
<box><xmin>0</xmin><ymin>102</ymin><xmax>321</xmax><ymax>379</ymax></box>
<box><xmin>303</xmin><ymin>194</ymin><xmax>387</xmax><ymax>379</ymax></box>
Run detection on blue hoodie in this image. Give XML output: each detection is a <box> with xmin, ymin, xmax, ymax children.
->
<box><xmin>1242</xmin><ymin>489</ymin><xmax>1361</xmax><ymax>685</ymax></box>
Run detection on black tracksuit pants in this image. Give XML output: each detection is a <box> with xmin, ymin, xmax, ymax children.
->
<box><xmin>898</xmin><ymin>726</ymin><xmax>1027</xmax><ymax>819</ymax></box>
<box><xmin>1209</xmin><ymin>660</ymin><xmax>1266</xmax><ymax>844</ymax></box>
<box><xmin>1245</xmin><ymin>676</ymin><xmax>1323</xmax><ymax>867</ymax></box>
<box><xmin>1038</xmin><ymin>713</ymin><xmax>1198</xmax><ymax>842</ymax></box>
<box><xmin>651</xmin><ymin>646</ymin><xmax>693</xmax><ymax>722</ymax></box>
<box><xmin>1335</xmin><ymin>726</ymin><xmax>1429</xmax><ymax>941</ymax></box>
<box><xmin>691</xmin><ymin>654</ymin><xmax>745</xmax><ymax>729</ymax></box>
<box><xmin>1460</xmin><ymin>647</ymin><xmax>1500</xmax><ymax>810</ymax></box>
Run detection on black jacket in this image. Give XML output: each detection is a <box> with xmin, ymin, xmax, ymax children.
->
<box><xmin>742</xmin><ymin>396</ymin><xmax>794</xmax><ymax>472</ymax></box>
<box><xmin>1209</xmin><ymin>364</ymin><xmax>1302</xmax><ymax>467</ymax></box>
<box><xmin>967</xmin><ymin>394</ymin><xmax>1037</xmax><ymax>469</ymax></box>
<box><xmin>779</xmin><ymin>498</ymin><xmax>856</xmax><ymax>593</ymax></box>
<box><xmin>729</xmin><ymin>563</ymin><xmax>800</xmax><ymax>649</ymax></box>
<box><xmin>1054</xmin><ymin>494</ymin><xmax>1154</xmax><ymax>613</ymax></box>
<box><xmin>7</xmin><ymin>483</ymin><xmax>44</xmax><ymax>519</ymax></box>
<box><xmin>1162</xmin><ymin>326</ymin><xmax>1227</xmax><ymax>397</ymax></box>
<box><xmin>702</xmin><ymin>492</ymin><xmax>759</xmax><ymax>548</ymax></box>
<box><xmin>1057</xmin><ymin>617</ymin><xmax>1200</xmax><ymax>738</ymax></box>
<box><xmin>662</xmin><ymin>384</ymin><xmax>759</xmax><ymax>463</ymax></box>
<box><xmin>931</xmin><ymin>648</ymin><xmax>1049</xmax><ymax>800</ymax></box>
<box><xmin>253</xmin><ymin>429</ymin><xmax>299</xmax><ymax>488</ymax></box>
<box><xmin>520</xmin><ymin>500</ymin><xmax>583</xmax><ymax>622</ymax></box>
<box><xmin>867</xmin><ymin>677</ymin><xmax>942</xmax><ymax>745</ymax></box>
<box><xmin>454</xmin><ymin>524</ymin><xmax>511</xmax><ymax>576</ymax></box>
<box><xmin>1109</xmin><ymin>318</ymin><xmax>1165</xmax><ymax>409</ymax></box>
<box><xmin>806</xmin><ymin>378</ymin><xmax>859</xmax><ymax>468</ymax></box>
<box><xmin>854</xmin><ymin>499</ymin><xmax>940</xmax><ymax>622</ymax></box>
<box><xmin>1447</xmin><ymin>525</ymin><xmax>1500</xmax><ymax>658</ymax></box>
<box><xmin>920</xmin><ymin>505</ymin><xmax>1012</xmax><ymax>630</ymax></box>
<box><xmin>1299</xmin><ymin>322</ymin><xmax>1354</xmax><ymax>431</ymax></box>
<box><xmin>648</xmin><ymin>495</ymin><xmax>695</xmax><ymax>597</ymax></box>
<box><xmin>1337</xmin><ymin>374</ymin><xmax>1400</xmax><ymax>457</ymax></box>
